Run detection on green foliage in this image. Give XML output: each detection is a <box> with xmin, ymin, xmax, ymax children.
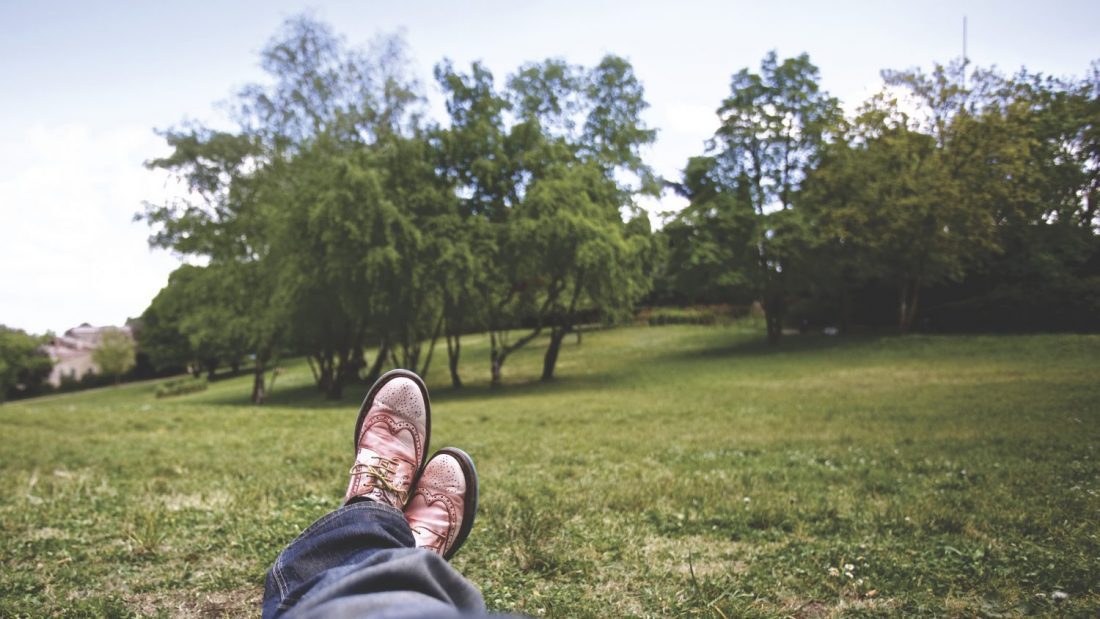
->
<box><xmin>0</xmin><ymin>326</ymin><xmax>52</xmax><ymax>402</ymax></box>
<box><xmin>715</xmin><ymin>51</ymin><xmax>841</xmax><ymax>211</ymax></box>
<box><xmin>797</xmin><ymin>60</ymin><xmax>1100</xmax><ymax>333</ymax></box>
<box><xmin>140</xmin><ymin>264</ymin><xmax>260</xmax><ymax>378</ymax></box>
<box><xmin>91</xmin><ymin>328</ymin><xmax>136</xmax><ymax>385</ymax></box>
<box><xmin>667</xmin><ymin>53</ymin><xmax>1100</xmax><ymax>336</ymax></box>
<box><xmin>154</xmin><ymin>376</ymin><xmax>208</xmax><ymax>398</ymax></box>
<box><xmin>802</xmin><ymin>117</ymin><xmax>999</xmax><ymax>332</ymax></box>
<box><xmin>640</xmin><ymin>305</ymin><xmax>746</xmax><ymax>326</ymax></box>
<box><xmin>429</xmin><ymin>54</ymin><xmax>661</xmax><ymax>385</ymax></box>
<box><xmin>2</xmin><ymin>326</ymin><xmax>1097</xmax><ymax>615</ymax></box>
<box><xmin>672</xmin><ymin>51</ymin><xmax>841</xmax><ymax>344</ymax></box>
<box><xmin>134</xmin><ymin>15</ymin><xmax>1100</xmax><ymax>409</ymax></box>
<box><xmin>139</xmin><ymin>16</ymin><xmax>430</xmax><ymax>400</ymax></box>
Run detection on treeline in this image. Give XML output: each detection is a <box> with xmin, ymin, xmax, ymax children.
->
<box><xmin>658</xmin><ymin>54</ymin><xmax>1100</xmax><ymax>341</ymax></box>
<box><xmin>133</xmin><ymin>16</ymin><xmax>1099</xmax><ymax>403</ymax></box>
<box><xmin>138</xmin><ymin>17</ymin><xmax>657</xmax><ymax>402</ymax></box>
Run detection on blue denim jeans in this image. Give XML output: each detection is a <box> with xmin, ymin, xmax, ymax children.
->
<box><xmin>263</xmin><ymin>500</ymin><xmax>487</xmax><ymax>618</ymax></box>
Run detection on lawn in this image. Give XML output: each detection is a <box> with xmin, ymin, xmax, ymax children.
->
<box><xmin>1</xmin><ymin>324</ymin><xmax>1098</xmax><ymax>617</ymax></box>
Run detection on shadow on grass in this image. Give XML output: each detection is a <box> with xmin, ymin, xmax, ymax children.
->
<box><xmin>194</xmin><ymin>371</ymin><xmax>618</xmax><ymax>409</ymax></box>
<box><xmin>671</xmin><ymin>332</ymin><xmax>886</xmax><ymax>361</ymax></box>
<box><xmin>190</xmin><ymin>328</ymin><xmax>892</xmax><ymax>409</ymax></box>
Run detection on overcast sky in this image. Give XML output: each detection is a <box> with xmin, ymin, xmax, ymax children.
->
<box><xmin>1</xmin><ymin>0</ymin><xmax>1097</xmax><ymax>335</ymax></box>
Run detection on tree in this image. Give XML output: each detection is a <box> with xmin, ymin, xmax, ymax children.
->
<box><xmin>707</xmin><ymin>51</ymin><xmax>841</xmax><ymax>343</ymax></box>
<box><xmin>514</xmin><ymin>162</ymin><xmax>655</xmax><ymax>380</ymax></box>
<box><xmin>93</xmin><ymin>328</ymin><xmax>136</xmax><ymax>386</ymax></box>
<box><xmin>0</xmin><ymin>326</ymin><xmax>52</xmax><ymax>403</ymax></box>
<box><xmin>139</xmin><ymin>277</ymin><xmax>197</xmax><ymax>375</ymax></box>
<box><xmin>140</xmin><ymin>16</ymin><xmax>427</xmax><ymax>401</ymax></box>
<box><xmin>433</xmin><ymin>60</ymin><xmax>514</xmax><ymax>387</ymax></box>
<box><xmin>263</xmin><ymin>135</ymin><xmax>414</xmax><ymax>399</ymax></box>
<box><xmin>139</xmin><ymin>123</ymin><xmax>278</xmax><ymax>401</ymax></box>
<box><xmin>465</xmin><ymin>55</ymin><xmax>658</xmax><ymax>384</ymax></box>
<box><xmin>801</xmin><ymin>95</ymin><xmax>999</xmax><ymax>333</ymax></box>
<box><xmin>844</xmin><ymin>60</ymin><xmax>1100</xmax><ymax>332</ymax></box>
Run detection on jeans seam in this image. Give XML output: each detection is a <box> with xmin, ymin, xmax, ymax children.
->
<box><xmin>273</xmin><ymin>501</ymin><xmax>404</xmax><ymax>601</ymax></box>
<box><xmin>273</xmin><ymin>552</ymin><xmax>290</xmax><ymax>599</ymax></box>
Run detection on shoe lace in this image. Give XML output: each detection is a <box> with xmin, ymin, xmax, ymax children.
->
<box><xmin>410</xmin><ymin>524</ymin><xmax>447</xmax><ymax>552</ymax></box>
<box><xmin>350</xmin><ymin>456</ymin><xmax>406</xmax><ymax>505</ymax></box>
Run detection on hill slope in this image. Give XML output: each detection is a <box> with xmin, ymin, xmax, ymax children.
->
<box><xmin>2</xmin><ymin>325</ymin><xmax>1098</xmax><ymax>616</ymax></box>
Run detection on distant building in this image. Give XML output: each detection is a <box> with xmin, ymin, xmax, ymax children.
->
<box><xmin>43</xmin><ymin>323</ymin><xmax>133</xmax><ymax>387</ymax></box>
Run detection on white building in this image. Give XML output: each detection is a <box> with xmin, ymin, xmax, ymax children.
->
<box><xmin>43</xmin><ymin>323</ymin><xmax>133</xmax><ymax>387</ymax></box>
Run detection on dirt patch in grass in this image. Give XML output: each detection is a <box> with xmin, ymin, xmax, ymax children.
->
<box><xmin>642</xmin><ymin>534</ymin><xmax>756</xmax><ymax>577</ymax></box>
<box><xmin>783</xmin><ymin>599</ymin><xmax>831</xmax><ymax>618</ymax></box>
<box><xmin>126</xmin><ymin>586</ymin><xmax>262</xmax><ymax>618</ymax></box>
<box><xmin>161</xmin><ymin>490</ymin><xmax>232</xmax><ymax>512</ymax></box>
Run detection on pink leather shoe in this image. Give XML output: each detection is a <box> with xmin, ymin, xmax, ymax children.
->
<box><xmin>404</xmin><ymin>448</ymin><xmax>478</xmax><ymax>559</ymax></box>
<box><xmin>344</xmin><ymin>370</ymin><xmax>431</xmax><ymax>509</ymax></box>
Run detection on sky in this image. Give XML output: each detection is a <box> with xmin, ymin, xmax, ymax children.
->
<box><xmin>1</xmin><ymin>0</ymin><xmax>1097</xmax><ymax>336</ymax></box>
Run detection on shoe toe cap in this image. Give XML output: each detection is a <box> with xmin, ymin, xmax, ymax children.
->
<box><xmin>375</xmin><ymin>377</ymin><xmax>426</xmax><ymax>422</ymax></box>
<box><xmin>423</xmin><ymin>454</ymin><xmax>466</xmax><ymax>494</ymax></box>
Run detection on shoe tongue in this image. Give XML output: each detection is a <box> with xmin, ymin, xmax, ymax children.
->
<box><xmin>355</xmin><ymin>448</ymin><xmax>382</xmax><ymax>464</ymax></box>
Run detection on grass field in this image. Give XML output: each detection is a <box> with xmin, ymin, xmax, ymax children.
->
<box><xmin>1</xmin><ymin>324</ymin><xmax>1098</xmax><ymax>617</ymax></box>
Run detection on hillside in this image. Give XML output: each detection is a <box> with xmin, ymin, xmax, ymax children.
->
<box><xmin>2</xmin><ymin>325</ymin><xmax>1098</xmax><ymax>616</ymax></box>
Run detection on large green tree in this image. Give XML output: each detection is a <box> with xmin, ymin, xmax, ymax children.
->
<box><xmin>802</xmin><ymin>109</ymin><xmax>997</xmax><ymax>333</ymax></box>
<box><xmin>706</xmin><ymin>51</ymin><xmax>841</xmax><ymax>343</ymax></box>
<box><xmin>0</xmin><ymin>326</ymin><xmax>52</xmax><ymax>403</ymax></box>
<box><xmin>442</xmin><ymin>55</ymin><xmax>658</xmax><ymax>385</ymax></box>
<box><xmin>513</xmin><ymin>162</ymin><xmax>655</xmax><ymax>380</ymax></box>
<box><xmin>141</xmin><ymin>16</ymin><xmax>429</xmax><ymax>400</ymax></box>
<box><xmin>837</xmin><ymin>60</ymin><xmax>1100</xmax><ymax>331</ymax></box>
<box><xmin>508</xmin><ymin>56</ymin><xmax>658</xmax><ymax>381</ymax></box>
<box><xmin>433</xmin><ymin>60</ymin><xmax>512</xmax><ymax>387</ymax></box>
<box><xmin>262</xmin><ymin>135</ymin><xmax>419</xmax><ymax>399</ymax></box>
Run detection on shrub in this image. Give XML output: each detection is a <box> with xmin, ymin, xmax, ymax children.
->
<box><xmin>155</xmin><ymin>377</ymin><xmax>208</xmax><ymax>398</ymax></box>
<box><xmin>638</xmin><ymin>305</ymin><xmax>749</xmax><ymax>326</ymax></box>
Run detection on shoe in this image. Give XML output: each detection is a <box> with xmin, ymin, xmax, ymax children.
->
<box><xmin>404</xmin><ymin>448</ymin><xmax>478</xmax><ymax>559</ymax></box>
<box><xmin>345</xmin><ymin>369</ymin><xmax>431</xmax><ymax>509</ymax></box>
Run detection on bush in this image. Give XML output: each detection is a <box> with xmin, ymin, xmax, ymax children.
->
<box><xmin>637</xmin><ymin>305</ymin><xmax>749</xmax><ymax>326</ymax></box>
<box><xmin>155</xmin><ymin>377</ymin><xmax>208</xmax><ymax>398</ymax></box>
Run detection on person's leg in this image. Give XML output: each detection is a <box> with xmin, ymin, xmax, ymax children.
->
<box><xmin>260</xmin><ymin>370</ymin><xmax>485</xmax><ymax>618</ymax></box>
<box><xmin>262</xmin><ymin>500</ymin><xmax>484</xmax><ymax>618</ymax></box>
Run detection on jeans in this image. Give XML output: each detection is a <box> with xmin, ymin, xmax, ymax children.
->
<box><xmin>263</xmin><ymin>500</ymin><xmax>487</xmax><ymax>619</ymax></box>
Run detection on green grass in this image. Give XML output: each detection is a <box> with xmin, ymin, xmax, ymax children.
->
<box><xmin>1</xmin><ymin>324</ymin><xmax>1098</xmax><ymax>617</ymax></box>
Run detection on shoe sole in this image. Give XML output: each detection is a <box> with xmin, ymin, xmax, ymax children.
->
<box><xmin>353</xmin><ymin>369</ymin><xmax>432</xmax><ymax>507</ymax></box>
<box><xmin>436</xmin><ymin>447</ymin><xmax>478</xmax><ymax>560</ymax></box>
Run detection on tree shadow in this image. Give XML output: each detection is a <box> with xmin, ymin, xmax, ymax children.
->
<box><xmin>194</xmin><ymin>370</ymin><xmax>617</xmax><ymax>409</ymax></box>
<box><xmin>672</xmin><ymin>332</ymin><xmax>886</xmax><ymax>361</ymax></box>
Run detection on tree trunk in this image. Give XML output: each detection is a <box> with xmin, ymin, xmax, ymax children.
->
<box><xmin>251</xmin><ymin>357</ymin><xmax>266</xmax><ymax>405</ymax></box>
<box><xmin>488</xmin><ymin>326</ymin><xmax>543</xmax><ymax>388</ymax></box>
<box><xmin>763</xmin><ymin>293</ymin><xmax>784</xmax><ymax>345</ymax></box>
<box><xmin>446</xmin><ymin>331</ymin><xmax>463</xmax><ymax>389</ymax></box>
<box><xmin>839</xmin><ymin>286</ymin><xmax>851</xmax><ymax>335</ymax></box>
<box><xmin>490</xmin><ymin>352</ymin><xmax>502</xmax><ymax>388</ymax></box>
<box><xmin>419</xmin><ymin>312</ymin><xmax>445</xmax><ymax>380</ymax></box>
<box><xmin>327</xmin><ymin>346</ymin><xmax>360</xmax><ymax>400</ymax></box>
<box><xmin>898</xmin><ymin>280</ymin><xmax>921</xmax><ymax>335</ymax></box>
<box><xmin>364</xmin><ymin>342</ymin><xmax>389</xmax><ymax>385</ymax></box>
<box><xmin>326</xmin><ymin>381</ymin><xmax>343</xmax><ymax>399</ymax></box>
<box><xmin>541</xmin><ymin>328</ymin><xmax>568</xmax><ymax>381</ymax></box>
<box><xmin>765</xmin><ymin>311</ymin><xmax>782</xmax><ymax>345</ymax></box>
<box><xmin>314</xmin><ymin>353</ymin><xmax>334</xmax><ymax>394</ymax></box>
<box><xmin>399</xmin><ymin>339</ymin><xmax>421</xmax><ymax>373</ymax></box>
